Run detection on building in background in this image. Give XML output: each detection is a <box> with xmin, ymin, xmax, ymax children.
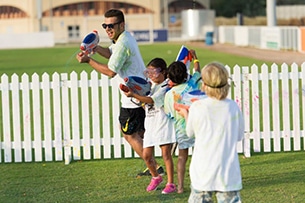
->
<box><xmin>0</xmin><ymin>0</ymin><xmax>210</xmax><ymax>44</ymax></box>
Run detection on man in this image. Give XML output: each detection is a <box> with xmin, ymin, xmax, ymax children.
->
<box><xmin>76</xmin><ymin>9</ymin><xmax>163</xmax><ymax>176</ymax></box>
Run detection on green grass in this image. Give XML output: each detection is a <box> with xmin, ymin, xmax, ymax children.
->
<box><xmin>0</xmin><ymin>43</ymin><xmax>303</xmax><ymax>202</ymax></box>
<box><xmin>0</xmin><ymin>42</ymin><xmax>272</xmax><ymax>77</ymax></box>
<box><xmin>0</xmin><ymin>152</ymin><xmax>304</xmax><ymax>203</ymax></box>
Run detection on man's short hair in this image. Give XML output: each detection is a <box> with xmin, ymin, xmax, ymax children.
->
<box><xmin>104</xmin><ymin>9</ymin><xmax>125</xmax><ymax>23</ymax></box>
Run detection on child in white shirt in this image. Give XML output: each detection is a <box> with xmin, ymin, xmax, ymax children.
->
<box><xmin>124</xmin><ymin>58</ymin><xmax>176</xmax><ymax>194</ymax></box>
<box><xmin>176</xmin><ymin>62</ymin><xmax>244</xmax><ymax>202</ymax></box>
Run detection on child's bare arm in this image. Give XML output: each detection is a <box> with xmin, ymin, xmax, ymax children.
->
<box><xmin>123</xmin><ymin>89</ymin><xmax>154</xmax><ymax>104</ymax></box>
<box><xmin>189</xmin><ymin>49</ymin><xmax>200</xmax><ymax>73</ymax></box>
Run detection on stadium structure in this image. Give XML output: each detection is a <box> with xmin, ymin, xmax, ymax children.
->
<box><xmin>0</xmin><ymin>0</ymin><xmax>210</xmax><ymax>44</ymax></box>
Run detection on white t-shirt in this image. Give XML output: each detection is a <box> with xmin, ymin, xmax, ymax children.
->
<box><xmin>108</xmin><ymin>31</ymin><xmax>146</xmax><ymax>108</ymax></box>
<box><xmin>143</xmin><ymin>80</ymin><xmax>176</xmax><ymax>148</ymax></box>
<box><xmin>186</xmin><ymin>97</ymin><xmax>244</xmax><ymax>192</ymax></box>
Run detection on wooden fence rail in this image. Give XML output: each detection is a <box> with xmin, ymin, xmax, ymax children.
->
<box><xmin>1</xmin><ymin>63</ymin><xmax>304</xmax><ymax>164</ymax></box>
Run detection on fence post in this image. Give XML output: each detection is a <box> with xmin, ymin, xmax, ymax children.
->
<box><xmin>91</xmin><ymin>71</ymin><xmax>102</xmax><ymax>159</ymax></box>
<box><xmin>271</xmin><ymin>64</ymin><xmax>281</xmax><ymax>151</ymax></box>
<box><xmin>261</xmin><ymin>64</ymin><xmax>271</xmax><ymax>152</ymax></box>
<box><xmin>281</xmin><ymin>64</ymin><xmax>291</xmax><ymax>151</ymax></box>
<box><xmin>12</xmin><ymin>74</ymin><xmax>22</xmax><ymax>162</ymax></box>
<box><xmin>32</xmin><ymin>73</ymin><xmax>43</xmax><ymax>162</ymax></box>
<box><xmin>242</xmin><ymin>66</ymin><xmax>251</xmax><ymax>157</ymax></box>
<box><xmin>1</xmin><ymin>74</ymin><xmax>12</xmax><ymax>163</ymax></box>
<box><xmin>301</xmin><ymin>63</ymin><xmax>305</xmax><ymax>148</ymax></box>
<box><xmin>61</xmin><ymin>73</ymin><xmax>71</xmax><ymax>165</ymax></box>
<box><xmin>70</xmin><ymin>72</ymin><xmax>81</xmax><ymax>160</ymax></box>
<box><xmin>291</xmin><ymin>63</ymin><xmax>301</xmax><ymax>151</ymax></box>
<box><xmin>42</xmin><ymin>73</ymin><xmax>52</xmax><ymax>161</ymax></box>
<box><xmin>21</xmin><ymin>73</ymin><xmax>32</xmax><ymax>162</ymax></box>
<box><xmin>52</xmin><ymin>73</ymin><xmax>63</xmax><ymax>161</ymax></box>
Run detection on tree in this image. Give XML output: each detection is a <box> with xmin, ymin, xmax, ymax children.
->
<box><xmin>211</xmin><ymin>0</ymin><xmax>266</xmax><ymax>17</ymax></box>
<box><xmin>211</xmin><ymin>0</ymin><xmax>305</xmax><ymax>17</ymax></box>
<box><xmin>277</xmin><ymin>0</ymin><xmax>305</xmax><ymax>5</ymax></box>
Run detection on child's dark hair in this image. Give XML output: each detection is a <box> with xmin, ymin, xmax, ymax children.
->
<box><xmin>167</xmin><ymin>61</ymin><xmax>188</xmax><ymax>84</ymax></box>
<box><xmin>104</xmin><ymin>9</ymin><xmax>125</xmax><ymax>22</ymax></box>
<box><xmin>147</xmin><ymin>57</ymin><xmax>167</xmax><ymax>75</ymax></box>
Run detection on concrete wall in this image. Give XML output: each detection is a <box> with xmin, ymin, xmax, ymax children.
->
<box><xmin>277</xmin><ymin>5</ymin><xmax>305</xmax><ymax>20</ymax></box>
<box><xmin>218</xmin><ymin>26</ymin><xmax>301</xmax><ymax>52</ymax></box>
<box><xmin>0</xmin><ymin>32</ymin><xmax>54</xmax><ymax>49</ymax></box>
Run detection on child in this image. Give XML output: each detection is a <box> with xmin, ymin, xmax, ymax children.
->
<box><xmin>164</xmin><ymin>50</ymin><xmax>201</xmax><ymax>194</ymax></box>
<box><xmin>176</xmin><ymin>62</ymin><xmax>244</xmax><ymax>202</ymax></box>
<box><xmin>124</xmin><ymin>58</ymin><xmax>177</xmax><ymax>194</ymax></box>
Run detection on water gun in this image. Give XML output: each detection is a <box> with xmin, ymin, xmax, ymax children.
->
<box><xmin>79</xmin><ymin>30</ymin><xmax>99</xmax><ymax>56</ymax></box>
<box><xmin>174</xmin><ymin>90</ymin><xmax>206</xmax><ymax>110</ymax></box>
<box><xmin>120</xmin><ymin>76</ymin><xmax>152</xmax><ymax>105</ymax></box>
<box><xmin>182</xmin><ymin>89</ymin><xmax>206</xmax><ymax>105</ymax></box>
<box><xmin>176</xmin><ymin>45</ymin><xmax>193</xmax><ymax>72</ymax></box>
<box><xmin>119</xmin><ymin>76</ymin><xmax>152</xmax><ymax>96</ymax></box>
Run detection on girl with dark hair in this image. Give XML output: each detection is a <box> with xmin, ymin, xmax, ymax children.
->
<box><xmin>124</xmin><ymin>58</ymin><xmax>177</xmax><ymax>194</ymax></box>
<box><xmin>164</xmin><ymin>49</ymin><xmax>201</xmax><ymax>194</ymax></box>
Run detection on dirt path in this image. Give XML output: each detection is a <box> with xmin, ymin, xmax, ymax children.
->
<box><xmin>188</xmin><ymin>42</ymin><xmax>305</xmax><ymax>66</ymax></box>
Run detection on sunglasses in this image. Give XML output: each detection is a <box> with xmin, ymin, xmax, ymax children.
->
<box><xmin>101</xmin><ymin>21</ymin><xmax>121</xmax><ymax>29</ymax></box>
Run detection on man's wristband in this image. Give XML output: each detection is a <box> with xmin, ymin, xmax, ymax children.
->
<box><xmin>193</xmin><ymin>59</ymin><xmax>199</xmax><ymax>64</ymax></box>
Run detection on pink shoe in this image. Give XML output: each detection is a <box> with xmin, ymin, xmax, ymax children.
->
<box><xmin>162</xmin><ymin>183</ymin><xmax>177</xmax><ymax>194</ymax></box>
<box><xmin>146</xmin><ymin>176</ymin><xmax>163</xmax><ymax>192</ymax></box>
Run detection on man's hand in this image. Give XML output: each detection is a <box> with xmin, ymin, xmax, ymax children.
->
<box><xmin>76</xmin><ymin>52</ymin><xmax>90</xmax><ymax>63</ymax></box>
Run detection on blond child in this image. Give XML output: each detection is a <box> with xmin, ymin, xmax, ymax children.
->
<box><xmin>176</xmin><ymin>62</ymin><xmax>244</xmax><ymax>202</ymax></box>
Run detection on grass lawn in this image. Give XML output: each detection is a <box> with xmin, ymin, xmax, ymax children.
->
<box><xmin>0</xmin><ymin>43</ymin><xmax>303</xmax><ymax>202</ymax></box>
<box><xmin>0</xmin><ymin>42</ymin><xmax>272</xmax><ymax>77</ymax></box>
<box><xmin>0</xmin><ymin>151</ymin><xmax>304</xmax><ymax>203</ymax></box>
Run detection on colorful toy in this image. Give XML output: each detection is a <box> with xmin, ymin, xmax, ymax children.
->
<box><xmin>174</xmin><ymin>90</ymin><xmax>206</xmax><ymax>111</ymax></box>
<box><xmin>182</xmin><ymin>89</ymin><xmax>206</xmax><ymax>105</ymax></box>
<box><xmin>80</xmin><ymin>30</ymin><xmax>99</xmax><ymax>56</ymax></box>
<box><xmin>119</xmin><ymin>76</ymin><xmax>152</xmax><ymax>96</ymax></box>
<box><xmin>120</xmin><ymin>76</ymin><xmax>152</xmax><ymax>106</ymax></box>
<box><xmin>176</xmin><ymin>45</ymin><xmax>193</xmax><ymax>72</ymax></box>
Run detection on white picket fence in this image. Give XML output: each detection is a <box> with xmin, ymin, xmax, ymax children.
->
<box><xmin>1</xmin><ymin>63</ymin><xmax>305</xmax><ymax>164</ymax></box>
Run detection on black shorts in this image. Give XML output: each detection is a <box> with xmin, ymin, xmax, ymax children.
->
<box><xmin>119</xmin><ymin>107</ymin><xmax>145</xmax><ymax>135</ymax></box>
